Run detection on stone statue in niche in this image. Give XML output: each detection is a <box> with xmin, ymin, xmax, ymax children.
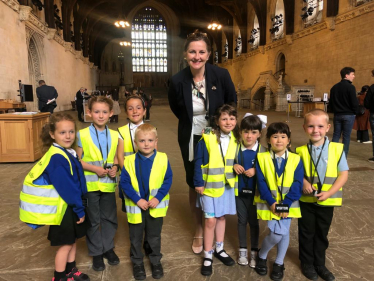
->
<box><xmin>266</xmin><ymin>78</ymin><xmax>270</xmax><ymax>90</ymax></box>
<box><xmin>278</xmin><ymin>72</ymin><xmax>283</xmax><ymax>87</ymax></box>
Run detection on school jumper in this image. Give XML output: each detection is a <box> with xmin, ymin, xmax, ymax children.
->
<box><xmin>296</xmin><ymin>139</ymin><xmax>348</xmax><ymax>266</ymax></box>
<box><xmin>120</xmin><ymin>150</ymin><xmax>172</xmax><ymax>265</ymax></box>
<box><xmin>78</xmin><ymin>125</ymin><xmax>119</xmax><ymax>256</ymax></box>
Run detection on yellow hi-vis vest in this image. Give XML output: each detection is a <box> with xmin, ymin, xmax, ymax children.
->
<box><xmin>234</xmin><ymin>143</ymin><xmax>267</xmax><ymax>196</ymax></box>
<box><xmin>296</xmin><ymin>142</ymin><xmax>344</xmax><ymax>206</ymax></box>
<box><xmin>118</xmin><ymin>124</ymin><xmax>136</xmax><ymax>159</ymax></box>
<box><xmin>80</xmin><ymin>127</ymin><xmax>118</xmax><ymax>193</ymax></box>
<box><xmin>19</xmin><ymin>146</ymin><xmax>71</xmax><ymax>225</ymax></box>
<box><xmin>123</xmin><ymin>152</ymin><xmax>170</xmax><ymax>224</ymax></box>
<box><xmin>254</xmin><ymin>151</ymin><xmax>302</xmax><ymax>220</ymax></box>
<box><xmin>201</xmin><ymin>132</ymin><xmax>238</xmax><ymax>198</ymax></box>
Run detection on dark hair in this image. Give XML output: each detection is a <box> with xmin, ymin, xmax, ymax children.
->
<box><xmin>124</xmin><ymin>95</ymin><xmax>146</xmax><ymax>110</ymax></box>
<box><xmin>266</xmin><ymin>122</ymin><xmax>291</xmax><ymax>150</ymax></box>
<box><xmin>340</xmin><ymin>67</ymin><xmax>355</xmax><ymax>79</ymax></box>
<box><xmin>212</xmin><ymin>104</ymin><xmax>240</xmax><ymax>143</ymax></box>
<box><xmin>184</xmin><ymin>29</ymin><xmax>211</xmax><ymax>53</ymax></box>
<box><xmin>112</xmin><ymin>91</ymin><xmax>119</xmax><ymax>101</ymax></box>
<box><xmin>38</xmin><ymin>80</ymin><xmax>45</xmax><ymax>85</ymax></box>
<box><xmin>361</xmin><ymin>85</ymin><xmax>370</xmax><ymax>94</ymax></box>
<box><xmin>240</xmin><ymin>115</ymin><xmax>263</xmax><ymax>132</ymax></box>
<box><xmin>88</xmin><ymin>96</ymin><xmax>113</xmax><ymax>111</ymax></box>
<box><xmin>40</xmin><ymin>113</ymin><xmax>77</xmax><ymax>151</ymax></box>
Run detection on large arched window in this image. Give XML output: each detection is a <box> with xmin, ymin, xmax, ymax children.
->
<box><xmin>249</xmin><ymin>15</ymin><xmax>260</xmax><ymax>50</ymax></box>
<box><xmin>270</xmin><ymin>0</ymin><xmax>284</xmax><ymax>41</ymax></box>
<box><xmin>302</xmin><ymin>0</ymin><xmax>323</xmax><ymax>27</ymax></box>
<box><xmin>131</xmin><ymin>7</ymin><xmax>167</xmax><ymax>73</ymax></box>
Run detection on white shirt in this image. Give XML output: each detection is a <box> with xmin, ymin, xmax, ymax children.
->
<box><xmin>241</xmin><ymin>141</ymin><xmax>258</xmax><ymax>152</ymax></box>
<box><xmin>219</xmin><ymin>132</ymin><xmax>232</xmax><ymax>157</ymax></box>
<box><xmin>118</xmin><ymin>121</ymin><xmax>144</xmax><ymax>142</ymax></box>
<box><xmin>53</xmin><ymin>143</ymin><xmax>77</xmax><ymax>157</ymax></box>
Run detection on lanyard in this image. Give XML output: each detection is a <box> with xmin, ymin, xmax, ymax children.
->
<box><xmin>94</xmin><ymin>126</ymin><xmax>109</xmax><ymax>166</ymax></box>
<box><xmin>238</xmin><ymin>143</ymin><xmax>260</xmax><ymax>187</ymax></box>
<box><xmin>128</xmin><ymin>124</ymin><xmax>136</xmax><ymax>153</ymax></box>
<box><xmin>307</xmin><ymin>137</ymin><xmax>327</xmax><ymax>192</ymax></box>
<box><xmin>137</xmin><ymin>154</ymin><xmax>149</xmax><ymax>199</ymax></box>
<box><xmin>192</xmin><ymin>71</ymin><xmax>209</xmax><ymax>114</ymax></box>
<box><xmin>272</xmin><ymin>150</ymin><xmax>288</xmax><ymax>203</ymax></box>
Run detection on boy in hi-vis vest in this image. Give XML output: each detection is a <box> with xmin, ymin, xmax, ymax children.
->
<box><xmin>296</xmin><ymin>109</ymin><xmax>348</xmax><ymax>281</ymax></box>
<box><xmin>120</xmin><ymin>124</ymin><xmax>173</xmax><ymax>280</ymax></box>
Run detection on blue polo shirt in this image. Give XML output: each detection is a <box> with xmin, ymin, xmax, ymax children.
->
<box><xmin>120</xmin><ymin>150</ymin><xmax>173</xmax><ymax>204</ymax></box>
<box><xmin>77</xmin><ymin>124</ymin><xmax>112</xmax><ymax>160</ymax></box>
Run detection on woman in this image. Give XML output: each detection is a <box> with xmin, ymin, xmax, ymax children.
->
<box><xmin>168</xmin><ymin>30</ymin><xmax>236</xmax><ymax>254</ymax></box>
<box><xmin>354</xmin><ymin>85</ymin><xmax>371</xmax><ymax>143</ymax></box>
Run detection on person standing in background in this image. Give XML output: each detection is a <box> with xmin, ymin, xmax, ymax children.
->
<box><xmin>36</xmin><ymin>80</ymin><xmax>58</xmax><ymax>113</ymax></box>
<box><xmin>75</xmin><ymin>87</ymin><xmax>90</xmax><ymax>122</ymax></box>
<box><xmin>330</xmin><ymin>67</ymin><xmax>359</xmax><ymax>156</ymax></box>
<box><xmin>353</xmin><ymin>85</ymin><xmax>371</xmax><ymax>144</ymax></box>
<box><xmin>145</xmin><ymin>93</ymin><xmax>153</xmax><ymax>121</ymax></box>
<box><xmin>364</xmin><ymin>69</ymin><xmax>374</xmax><ymax>162</ymax></box>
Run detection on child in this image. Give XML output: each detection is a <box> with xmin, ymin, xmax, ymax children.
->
<box><xmin>296</xmin><ymin>109</ymin><xmax>348</xmax><ymax>281</ymax></box>
<box><xmin>19</xmin><ymin>113</ymin><xmax>90</xmax><ymax>281</ymax></box>
<box><xmin>194</xmin><ymin>104</ymin><xmax>240</xmax><ymax>276</ymax></box>
<box><xmin>120</xmin><ymin>124</ymin><xmax>173</xmax><ymax>280</ymax></box>
<box><xmin>233</xmin><ymin>113</ymin><xmax>267</xmax><ymax>267</ymax></box>
<box><xmin>76</xmin><ymin>96</ymin><xmax>120</xmax><ymax>271</ymax></box>
<box><xmin>254</xmin><ymin>122</ymin><xmax>304</xmax><ymax>281</ymax></box>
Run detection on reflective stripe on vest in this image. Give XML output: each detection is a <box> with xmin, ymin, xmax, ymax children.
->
<box><xmin>123</xmin><ymin>152</ymin><xmax>169</xmax><ymax>224</ymax></box>
<box><xmin>296</xmin><ymin>142</ymin><xmax>343</xmax><ymax>206</ymax></box>
<box><xmin>80</xmin><ymin>127</ymin><xmax>118</xmax><ymax>193</ymax></box>
<box><xmin>201</xmin><ymin>133</ymin><xmax>238</xmax><ymax>198</ymax></box>
<box><xmin>19</xmin><ymin>146</ymin><xmax>71</xmax><ymax>225</ymax></box>
<box><xmin>118</xmin><ymin>124</ymin><xmax>136</xmax><ymax>158</ymax></box>
<box><xmin>254</xmin><ymin>151</ymin><xmax>302</xmax><ymax>220</ymax></box>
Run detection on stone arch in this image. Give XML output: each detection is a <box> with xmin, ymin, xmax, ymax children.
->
<box><xmin>252</xmin><ymin>86</ymin><xmax>266</xmax><ymax>110</ymax></box>
<box><xmin>275</xmin><ymin>51</ymin><xmax>286</xmax><ymax>74</ymax></box>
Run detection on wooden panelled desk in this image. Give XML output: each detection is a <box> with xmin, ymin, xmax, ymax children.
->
<box><xmin>0</xmin><ymin>112</ymin><xmax>50</xmax><ymax>162</ymax></box>
<box><xmin>303</xmin><ymin>102</ymin><xmax>325</xmax><ymax>116</ymax></box>
<box><xmin>0</xmin><ymin>100</ymin><xmax>26</xmax><ymax>113</ymax></box>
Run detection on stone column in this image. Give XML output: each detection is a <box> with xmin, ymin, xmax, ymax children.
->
<box><xmin>275</xmin><ymin>86</ymin><xmax>286</xmax><ymax>111</ymax></box>
<box><xmin>264</xmin><ymin>88</ymin><xmax>271</xmax><ymax>111</ymax></box>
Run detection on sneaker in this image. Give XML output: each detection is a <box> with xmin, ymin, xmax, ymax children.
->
<box><xmin>249</xmin><ymin>249</ymin><xmax>258</xmax><ymax>268</ymax></box>
<box><xmin>151</xmin><ymin>263</ymin><xmax>164</xmax><ymax>279</ymax></box>
<box><xmin>315</xmin><ymin>265</ymin><xmax>335</xmax><ymax>281</ymax></box>
<box><xmin>237</xmin><ymin>248</ymin><xmax>248</xmax><ymax>265</ymax></box>
<box><xmin>66</xmin><ymin>268</ymin><xmax>90</xmax><ymax>281</ymax></box>
<box><xmin>255</xmin><ymin>258</ymin><xmax>267</xmax><ymax>276</ymax></box>
<box><xmin>368</xmin><ymin>157</ymin><xmax>374</xmax><ymax>163</ymax></box>
<box><xmin>103</xmin><ymin>249</ymin><xmax>120</xmax><ymax>265</ymax></box>
<box><xmin>271</xmin><ymin>263</ymin><xmax>285</xmax><ymax>281</ymax></box>
<box><xmin>301</xmin><ymin>263</ymin><xmax>318</xmax><ymax>280</ymax></box>
<box><xmin>362</xmin><ymin>141</ymin><xmax>372</xmax><ymax>144</ymax></box>
<box><xmin>92</xmin><ymin>255</ymin><xmax>105</xmax><ymax>271</ymax></box>
<box><xmin>133</xmin><ymin>263</ymin><xmax>146</xmax><ymax>280</ymax></box>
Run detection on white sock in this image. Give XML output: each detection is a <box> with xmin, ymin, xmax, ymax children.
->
<box><xmin>203</xmin><ymin>249</ymin><xmax>214</xmax><ymax>266</ymax></box>
<box><xmin>216</xmin><ymin>241</ymin><xmax>228</xmax><ymax>257</ymax></box>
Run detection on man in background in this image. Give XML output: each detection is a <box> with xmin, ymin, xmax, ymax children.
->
<box><xmin>36</xmin><ymin>80</ymin><xmax>58</xmax><ymax>113</ymax></box>
<box><xmin>75</xmin><ymin>87</ymin><xmax>90</xmax><ymax>122</ymax></box>
<box><xmin>330</xmin><ymin>67</ymin><xmax>359</xmax><ymax>156</ymax></box>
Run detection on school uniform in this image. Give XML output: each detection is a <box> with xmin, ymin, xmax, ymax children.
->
<box><xmin>296</xmin><ymin>138</ymin><xmax>348</xmax><ymax>266</ymax></box>
<box><xmin>120</xmin><ymin>150</ymin><xmax>172</xmax><ymax>265</ymax></box>
<box><xmin>78</xmin><ymin>124</ymin><xmax>119</xmax><ymax>257</ymax></box>
<box><xmin>20</xmin><ymin>144</ymin><xmax>89</xmax><ymax>246</ymax></box>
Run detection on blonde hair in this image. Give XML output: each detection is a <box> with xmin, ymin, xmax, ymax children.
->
<box><xmin>304</xmin><ymin>109</ymin><xmax>329</xmax><ymax>124</ymax></box>
<box><xmin>135</xmin><ymin>123</ymin><xmax>158</xmax><ymax>139</ymax></box>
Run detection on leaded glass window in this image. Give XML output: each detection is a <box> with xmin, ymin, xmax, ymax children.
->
<box><xmin>131</xmin><ymin>7</ymin><xmax>167</xmax><ymax>73</ymax></box>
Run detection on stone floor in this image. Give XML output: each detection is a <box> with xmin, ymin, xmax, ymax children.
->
<box><xmin>1</xmin><ymin>105</ymin><xmax>373</xmax><ymax>281</ymax></box>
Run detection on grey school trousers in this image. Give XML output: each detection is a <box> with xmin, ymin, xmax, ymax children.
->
<box><xmin>85</xmin><ymin>191</ymin><xmax>118</xmax><ymax>256</ymax></box>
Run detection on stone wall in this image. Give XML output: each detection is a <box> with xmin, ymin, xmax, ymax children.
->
<box><xmin>0</xmin><ymin>1</ymin><xmax>98</xmax><ymax>112</ymax></box>
<box><xmin>222</xmin><ymin>1</ymin><xmax>374</xmax><ymax>101</ymax></box>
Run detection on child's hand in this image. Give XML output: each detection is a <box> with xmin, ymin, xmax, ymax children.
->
<box><xmin>107</xmin><ymin>166</ymin><xmax>117</xmax><ymax>178</ymax></box>
<box><xmin>302</xmin><ymin>179</ymin><xmax>316</xmax><ymax>194</ymax></box>
<box><xmin>316</xmin><ymin>191</ymin><xmax>331</xmax><ymax>201</ymax></box>
<box><xmin>137</xmin><ymin>199</ymin><xmax>148</xmax><ymax>210</ymax></box>
<box><xmin>148</xmin><ymin>198</ymin><xmax>160</xmax><ymax>208</ymax></box>
<box><xmin>195</xmin><ymin>186</ymin><xmax>204</xmax><ymax>195</ymax></box>
<box><xmin>77</xmin><ymin>216</ymin><xmax>85</xmax><ymax>224</ymax></box>
<box><xmin>244</xmin><ymin>168</ymin><xmax>256</xmax><ymax>178</ymax></box>
<box><xmin>280</xmin><ymin>212</ymin><xmax>289</xmax><ymax>219</ymax></box>
<box><xmin>233</xmin><ymin>164</ymin><xmax>245</xmax><ymax>174</ymax></box>
<box><xmin>270</xmin><ymin>202</ymin><xmax>279</xmax><ymax>217</ymax></box>
<box><xmin>96</xmin><ymin>166</ymin><xmax>108</xmax><ymax>177</ymax></box>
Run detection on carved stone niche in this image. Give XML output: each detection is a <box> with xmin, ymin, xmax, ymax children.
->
<box><xmin>19</xmin><ymin>5</ymin><xmax>33</xmax><ymax>22</ymax></box>
<box><xmin>326</xmin><ymin>17</ymin><xmax>336</xmax><ymax>31</ymax></box>
<box><xmin>47</xmin><ymin>28</ymin><xmax>57</xmax><ymax>40</ymax></box>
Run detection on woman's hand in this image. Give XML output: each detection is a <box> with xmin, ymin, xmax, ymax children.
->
<box><xmin>195</xmin><ymin>186</ymin><xmax>205</xmax><ymax>195</ymax></box>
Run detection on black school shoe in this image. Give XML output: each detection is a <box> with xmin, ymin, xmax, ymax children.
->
<box><xmin>151</xmin><ymin>263</ymin><xmax>164</xmax><ymax>279</ymax></box>
<box><xmin>133</xmin><ymin>263</ymin><xmax>146</xmax><ymax>280</ymax></box>
<box><xmin>103</xmin><ymin>249</ymin><xmax>120</xmax><ymax>265</ymax></box>
<box><xmin>201</xmin><ymin>258</ymin><xmax>213</xmax><ymax>276</ymax></box>
<box><xmin>301</xmin><ymin>263</ymin><xmax>318</xmax><ymax>280</ymax></box>
<box><xmin>255</xmin><ymin>258</ymin><xmax>268</xmax><ymax>276</ymax></box>
<box><xmin>315</xmin><ymin>265</ymin><xmax>335</xmax><ymax>281</ymax></box>
<box><xmin>213</xmin><ymin>249</ymin><xmax>235</xmax><ymax>266</ymax></box>
<box><xmin>271</xmin><ymin>263</ymin><xmax>285</xmax><ymax>281</ymax></box>
<box><xmin>92</xmin><ymin>255</ymin><xmax>105</xmax><ymax>271</ymax></box>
